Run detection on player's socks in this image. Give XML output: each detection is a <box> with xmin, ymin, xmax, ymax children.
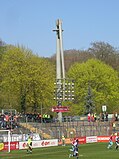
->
<box><xmin>115</xmin><ymin>145</ymin><xmax>118</xmax><ymax>150</ymax></box>
<box><xmin>69</xmin><ymin>154</ymin><xmax>71</xmax><ymax>158</ymax></box>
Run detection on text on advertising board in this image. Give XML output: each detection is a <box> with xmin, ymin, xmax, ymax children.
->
<box><xmin>52</xmin><ymin>106</ymin><xmax>70</xmax><ymax>112</ymax></box>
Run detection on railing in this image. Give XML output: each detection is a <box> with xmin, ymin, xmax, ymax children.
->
<box><xmin>18</xmin><ymin>116</ymin><xmax>119</xmax><ymax>139</ymax></box>
<box><xmin>1</xmin><ymin>115</ymin><xmax>118</xmax><ymax>140</ymax></box>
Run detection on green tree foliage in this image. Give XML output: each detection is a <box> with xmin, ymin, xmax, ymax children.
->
<box><xmin>0</xmin><ymin>41</ymin><xmax>8</xmax><ymax>108</ymax></box>
<box><xmin>0</xmin><ymin>46</ymin><xmax>55</xmax><ymax>113</ymax></box>
<box><xmin>67</xmin><ymin>59</ymin><xmax>119</xmax><ymax>114</ymax></box>
<box><xmin>1</xmin><ymin>40</ymin><xmax>119</xmax><ymax>116</ymax></box>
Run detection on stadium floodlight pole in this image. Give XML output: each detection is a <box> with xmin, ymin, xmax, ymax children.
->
<box><xmin>57</xmin><ymin>19</ymin><xmax>65</xmax><ymax>79</ymax></box>
<box><xmin>53</xmin><ymin>19</ymin><xmax>65</xmax><ymax>122</ymax></box>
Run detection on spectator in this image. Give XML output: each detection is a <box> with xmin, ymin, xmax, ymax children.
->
<box><xmin>87</xmin><ymin>113</ymin><xmax>91</xmax><ymax>122</ymax></box>
<box><xmin>94</xmin><ymin>113</ymin><xmax>97</xmax><ymax>122</ymax></box>
<box><xmin>115</xmin><ymin>112</ymin><xmax>118</xmax><ymax>121</ymax></box>
<box><xmin>91</xmin><ymin>113</ymin><xmax>94</xmax><ymax>122</ymax></box>
<box><xmin>112</xmin><ymin>122</ymin><xmax>116</xmax><ymax>133</ymax></box>
<box><xmin>105</xmin><ymin>112</ymin><xmax>108</xmax><ymax>121</ymax></box>
<box><xmin>101</xmin><ymin>113</ymin><xmax>105</xmax><ymax>122</ymax></box>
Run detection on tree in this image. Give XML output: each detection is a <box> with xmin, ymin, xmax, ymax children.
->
<box><xmin>67</xmin><ymin>59</ymin><xmax>119</xmax><ymax>114</ymax></box>
<box><xmin>0</xmin><ymin>46</ymin><xmax>55</xmax><ymax>113</ymax></box>
<box><xmin>88</xmin><ymin>41</ymin><xmax>119</xmax><ymax>70</ymax></box>
<box><xmin>50</xmin><ymin>49</ymin><xmax>93</xmax><ymax>72</ymax></box>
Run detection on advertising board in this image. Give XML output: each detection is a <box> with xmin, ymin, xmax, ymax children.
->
<box><xmin>19</xmin><ymin>139</ymin><xmax>58</xmax><ymax>150</ymax></box>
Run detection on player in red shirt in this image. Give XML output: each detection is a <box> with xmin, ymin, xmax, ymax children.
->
<box><xmin>69</xmin><ymin>139</ymin><xmax>79</xmax><ymax>159</ymax></box>
<box><xmin>107</xmin><ymin>134</ymin><xmax>113</xmax><ymax>149</ymax></box>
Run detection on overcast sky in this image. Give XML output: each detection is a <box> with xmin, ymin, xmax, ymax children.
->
<box><xmin>0</xmin><ymin>0</ymin><xmax>119</xmax><ymax>57</ymax></box>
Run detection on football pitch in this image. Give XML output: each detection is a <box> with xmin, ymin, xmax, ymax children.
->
<box><xmin>0</xmin><ymin>142</ymin><xmax>119</xmax><ymax>159</ymax></box>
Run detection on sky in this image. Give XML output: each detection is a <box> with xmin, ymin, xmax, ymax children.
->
<box><xmin>0</xmin><ymin>0</ymin><xmax>119</xmax><ymax>57</ymax></box>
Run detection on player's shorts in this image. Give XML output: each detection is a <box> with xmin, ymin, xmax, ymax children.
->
<box><xmin>116</xmin><ymin>142</ymin><xmax>119</xmax><ymax>146</ymax></box>
<box><xmin>109</xmin><ymin>141</ymin><xmax>113</xmax><ymax>146</ymax></box>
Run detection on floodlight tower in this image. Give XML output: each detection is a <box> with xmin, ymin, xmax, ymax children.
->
<box><xmin>53</xmin><ymin>19</ymin><xmax>65</xmax><ymax>122</ymax></box>
<box><xmin>53</xmin><ymin>19</ymin><xmax>74</xmax><ymax>122</ymax></box>
<box><xmin>54</xmin><ymin>19</ymin><xmax>65</xmax><ymax>80</ymax></box>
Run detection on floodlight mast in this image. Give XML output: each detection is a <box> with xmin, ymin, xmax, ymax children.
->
<box><xmin>53</xmin><ymin>19</ymin><xmax>65</xmax><ymax>122</ymax></box>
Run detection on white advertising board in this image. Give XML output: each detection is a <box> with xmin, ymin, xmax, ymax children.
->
<box><xmin>19</xmin><ymin>139</ymin><xmax>58</xmax><ymax>150</ymax></box>
<box><xmin>86</xmin><ymin>136</ymin><xmax>97</xmax><ymax>143</ymax></box>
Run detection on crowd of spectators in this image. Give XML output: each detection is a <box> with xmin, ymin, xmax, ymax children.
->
<box><xmin>24</xmin><ymin>113</ymin><xmax>53</xmax><ymax>123</ymax></box>
<box><xmin>87</xmin><ymin>112</ymin><xmax>119</xmax><ymax>122</ymax></box>
<box><xmin>0</xmin><ymin>112</ymin><xmax>19</xmax><ymax>130</ymax></box>
<box><xmin>0</xmin><ymin>110</ymin><xmax>118</xmax><ymax>130</ymax></box>
<box><xmin>99</xmin><ymin>112</ymin><xmax>109</xmax><ymax>122</ymax></box>
<box><xmin>0</xmin><ymin>111</ymin><xmax>54</xmax><ymax>130</ymax></box>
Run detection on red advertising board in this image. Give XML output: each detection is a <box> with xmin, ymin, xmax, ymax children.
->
<box><xmin>97</xmin><ymin>136</ymin><xmax>116</xmax><ymax>142</ymax></box>
<box><xmin>52</xmin><ymin>106</ymin><xmax>70</xmax><ymax>112</ymax></box>
<box><xmin>0</xmin><ymin>142</ymin><xmax>19</xmax><ymax>151</ymax></box>
<box><xmin>78</xmin><ymin>137</ymin><xmax>86</xmax><ymax>144</ymax></box>
<box><xmin>97</xmin><ymin>136</ymin><xmax>109</xmax><ymax>142</ymax></box>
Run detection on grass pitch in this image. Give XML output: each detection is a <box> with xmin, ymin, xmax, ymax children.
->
<box><xmin>0</xmin><ymin>142</ymin><xmax>119</xmax><ymax>159</ymax></box>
